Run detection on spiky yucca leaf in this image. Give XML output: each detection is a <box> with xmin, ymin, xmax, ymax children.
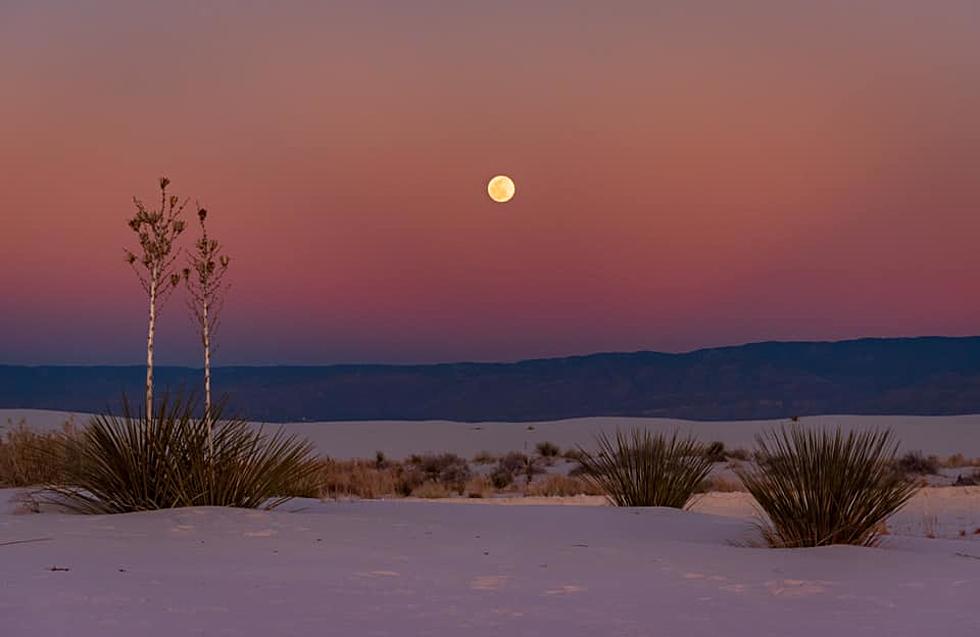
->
<box><xmin>577</xmin><ymin>429</ymin><xmax>713</xmax><ymax>508</ymax></box>
<box><xmin>736</xmin><ymin>427</ymin><xmax>919</xmax><ymax>548</ymax></box>
<box><xmin>44</xmin><ymin>395</ymin><xmax>317</xmax><ymax>514</ymax></box>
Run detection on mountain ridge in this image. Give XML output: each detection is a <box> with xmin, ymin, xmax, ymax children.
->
<box><xmin>3</xmin><ymin>336</ymin><xmax>980</xmax><ymax>422</ymax></box>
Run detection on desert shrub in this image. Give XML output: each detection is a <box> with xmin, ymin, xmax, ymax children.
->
<box><xmin>490</xmin><ymin>464</ymin><xmax>516</xmax><ymax>489</ymax></box>
<box><xmin>490</xmin><ymin>451</ymin><xmax>545</xmax><ymax>488</ymax></box>
<box><xmin>736</xmin><ymin>427</ymin><xmax>919</xmax><ymax>548</ymax></box>
<box><xmin>43</xmin><ymin>395</ymin><xmax>318</xmax><ymax>513</ymax></box>
<box><xmin>576</xmin><ymin>430</ymin><xmax>713</xmax><ymax>508</ymax></box>
<box><xmin>896</xmin><ymin>451</ymin><xmax>940</xmax><ymax>476</ymax></box>
<box><xmin>535</xmin><ymin>441</ymin><xmax>561</xmax><ymax>458</ymax></box>
<box><xmin>406</xmin><ymin>453</ymin><xmax>471</xmax><ymax>493</ymax></box>
<box><xmin>0</xmin><ymin>421</ymin><xmax>82</xmax><ymax>487</ymax></box>
<box><xmin>562</xmin><ymin>448</ymin><xmax>585</xmax><ymax>463</ymax></box>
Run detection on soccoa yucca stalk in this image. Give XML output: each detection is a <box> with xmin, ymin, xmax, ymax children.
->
<box><xmin>736</xmin><ymin>427</ymin><xmax>919</xmax><ymax>548</ymax></box>
<box><xmin>577</xmin><ymin>429</ymin><xmax>713</xmax><ymax>508</ymax></box>
<box><xmin>124</xmin><ymin>177</ymin><xmax>188</xmax><ymax>413</ymax></box>
<box><xmin>182</xmin><ymin>206</ymin><xmax>230</xmax><ymax>456</ymax></box>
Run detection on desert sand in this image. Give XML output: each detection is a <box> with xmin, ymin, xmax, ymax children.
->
<box><xmin>2</xmin><ymin>488</ymin><xmax>979</xmax><ymax>636</ymax></box>
<box><xmin>4</xmin><ymin>410</ymin><xmax>980</xmax><ymax>635</ymax></box>
<box><xmin>6</xmin><ymin>410</ymin><xmax>980</xmax><ymax>458</ymax></box>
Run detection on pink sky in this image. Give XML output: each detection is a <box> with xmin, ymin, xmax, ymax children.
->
<box><xmin>1</xmin><ymin>1</ymin><xmax>979</xmax><ymax>364</ymax></box>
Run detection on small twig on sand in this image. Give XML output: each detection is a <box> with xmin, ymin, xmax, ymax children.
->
<box><xmin>954</xmin><ymin>552</ymin><xmax>980</xmax><ymax>560</ymax></box>
<box><xmin>0</xmin><ymin>537</ymin><xmax>53</xmax><ymax>548</ymax></box>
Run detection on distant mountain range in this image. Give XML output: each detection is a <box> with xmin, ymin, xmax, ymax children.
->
<box><xmin>3</xmin><ymin>337</ymin><xmax>980</xmax><ymax>422</ymax></box>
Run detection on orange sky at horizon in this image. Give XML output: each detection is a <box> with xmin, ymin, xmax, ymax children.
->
<box><xmin>1</xmin><ymin>1</ymin><xmax>979</xmax><ymax>365</ymax></box>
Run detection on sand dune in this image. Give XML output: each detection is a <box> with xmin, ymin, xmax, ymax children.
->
<box><xmin>2</xmin><ymin>488</ymin><xmax>978</xmax><ymax>636</ymax></box>
<box><xmin>6</xmin><ymin>409</ymin><xmax>980</xmax><ymax>458</ymax></box>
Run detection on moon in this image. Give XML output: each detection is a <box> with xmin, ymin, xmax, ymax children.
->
<box><xmin>487</xmin><ymin>175</ymin><xmax>515</xmax><ymax>203</ymax></box>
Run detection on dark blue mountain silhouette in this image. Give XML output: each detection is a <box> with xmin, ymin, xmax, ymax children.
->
<box><xmin>3</xmin><ymin>336</ymin><xmax>980</xmax><ymax>422</ymax></box>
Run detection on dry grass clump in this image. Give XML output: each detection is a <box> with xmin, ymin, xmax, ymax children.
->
<box><xmin>0</xmin><ymin>421</ymin><xmax>82</xmax><ymax>487</ymax></box>
<box><xmin>525</xmin><ymin>474</ymin><xmax>603</xmax><ymax>497</ymax></box>
<box><xmin>303</xmin><ymin>458</ymin><xmax>403</xmax><ymax>499</ymax></box>
<box><xmin>896</xmin><ymin>451</ymin><xmax>941</xmax><ymax>476</ymax></box>
<box><xmin>576</xmin><ymin>429</ymin><xmax>713</xmax><ymax>508</ymax></box>
<box><xmin>472</xmin><ymin>450</ymin><xmax>498</xmax><ymax>465</ymax></box>
<box><xmin>410</xmin><ymin>481</ymin><xmax>454</xmax><ymax>498</ymax></box>
<box><xmin>535</xmin><ymin>441</ymin><xmax>561</xmax><ymax>459</ymax></box>
<box><xmin>737</xmin><ymin>427</ymin><xmax>919</xmax><ymax>548</ymax></box>
<box><xmin>942</xmin><ymin>453</ymin><xmax>980</xmax><ymax>468</ymax></box>
<box><xmin>464</xmin><ymin>475</ymin><xmax>492</xmax><ymax>498</ymax></box>
<box><xmin>301</xmin><ymin>453</ymin><xmax>474</xmax><ymax>499</ymax></box>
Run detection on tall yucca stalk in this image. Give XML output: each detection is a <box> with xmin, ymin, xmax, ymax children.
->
<box><xmin>124</xmin><ymin>177</ymin><xmax>188</xmax><ymax>412</ymax></box>
<box><xmin>736</xmin><ymin>427</ymin><xmax>919</xmax><ymax>548</ymax></box>
<box><xmin>43</xmin><ymin>395</ymin><xmax>317</xmax><ymax>514</ymax></box>
<box><xmin>577</xmin><ymin>429</ymin><xmax>713</xmax><ymax>508</ymax></box>
<box><xmin>182</xmin><ymin>205</ymin><xmax>230</xmax><ymax>456</ymax></box>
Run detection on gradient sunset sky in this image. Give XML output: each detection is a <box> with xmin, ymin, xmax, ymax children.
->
<box><xmin>1</xmin><ymin>1</ymin><xmax>979</xmax><ymax>365</ymax></box>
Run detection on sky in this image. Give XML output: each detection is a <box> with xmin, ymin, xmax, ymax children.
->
<box><xmin>1</xmin><ymin>1</ymin><xmax>979</xmax><ymax>365</ymax></box>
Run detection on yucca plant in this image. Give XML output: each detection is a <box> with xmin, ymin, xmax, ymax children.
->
<box><xmin>43</xmin><ymin>394</ymin><xmax>318</xmax><ymax>514</ymax></box>
<box><xmin>576</xmin><ymin>429</ymin><xmax>713</xmax><ymax>508</ymax></box>
<box><xmin>736</xmin><ymin>427</ymin><xmax>919</xmax><ymax>548</ymax></box>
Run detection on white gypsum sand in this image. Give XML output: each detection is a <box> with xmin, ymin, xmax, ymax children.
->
<box><xmin>1</xmin><ymin>488</ymin><xmax>979</xmax><ymax>637</ymax></box>
<box><xmin>6</xmin><ymin>409</ymin><xmax>980</xmax><ymax>458</ymax></box>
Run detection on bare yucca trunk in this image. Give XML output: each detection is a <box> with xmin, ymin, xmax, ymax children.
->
<box><xmin>203</xmin><ymin>297</ymin><xmax>211</xmax><ymax>421</ymax></box>
<box><xmin>125</xmin><ymin>177</ymin><xmax>188</xmax><ymax>416</ymax></box>
<box><xmin>146</xmin><ymin>275</ymin><xmax>158</xmax><ymax>411</ymax></box>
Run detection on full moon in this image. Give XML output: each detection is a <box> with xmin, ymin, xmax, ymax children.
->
<box><xmin>487</xmin><ymin>175</ymin><xmax>515</xmax><ymax>203</ymax></box>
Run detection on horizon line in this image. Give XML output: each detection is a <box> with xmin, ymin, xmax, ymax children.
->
<box><xmin>3</xmin><ymin>334</ymin><xmax>978</xmax><ymax>369</ymax></box>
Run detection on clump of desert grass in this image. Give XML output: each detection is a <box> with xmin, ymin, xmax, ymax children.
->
<box><xmin>736</xmin><ymin>427</ymin><xmax>919</xmax><ymax>548</ymax></box>
<box><xmin>895</xmin><ymin>450</ymin><xmax>941</xmax><ymax>476</ymax></box>
<box><xmin>576</xmin><ymin>429</ymin><xmax>713</xmax><ymax>508</ymax></box>
<box><xmin>525</xmin><ymin>474</ymin><xmax>604</xmax><ymax>497</ymax></box>
<box><xmin>298</xmin><ymin>458</ymin><xmax>404</xmax><ymax>499</ymax></box>
<box><xmin>298</xmin><ymin>453</ymin><xmax>475</xmax><ymax>499</ymax></box>
<box><xmin>941</xmin><ymin>453</ymin><xmax>980</xmax><ymax>468</ymax></box>
<box><xmin>42</xmin><ymin>395</ymin><xmax>318</xmax><ymax>514</ymax></box>
<box><xmin>472</xmin><ymin>450</ymin><xmax>498</xmax><ymax>465</ymax></box>
<box><xmin>535</xmin><ymin>441</ymin><xmax>561</xmax><ymax>460</ymax></box>
<box><xmin>0</xmin><ymin>421</ymin><xmax>82</xmax><ymax>487</ymax></box>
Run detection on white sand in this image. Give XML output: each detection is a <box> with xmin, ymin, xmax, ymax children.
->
<box><xmin>2</xmin><ymin>488</ymin><xmax>979</xmax><ymax>636</ymax></box>
<box><xmin>6</xmin><ymin>410</ymin><xmax>980</xmax><ymax>458</ymax></box>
